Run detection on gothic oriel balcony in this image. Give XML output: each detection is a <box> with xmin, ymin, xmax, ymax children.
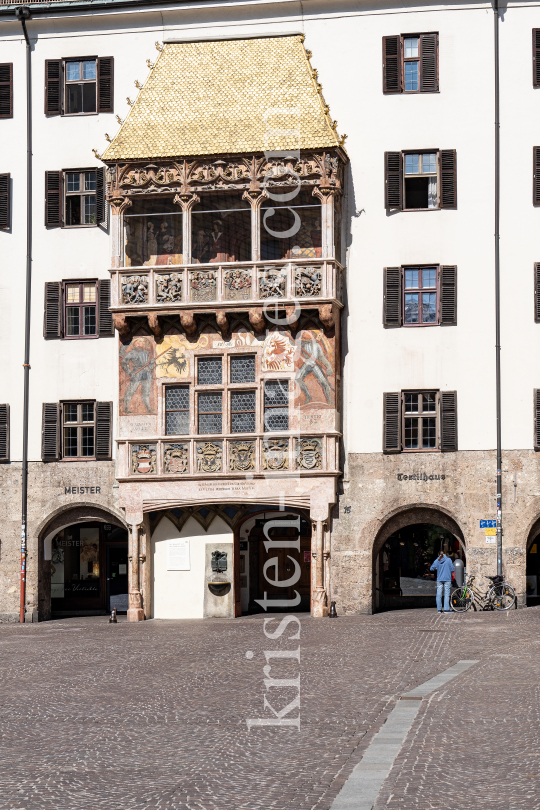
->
<box><xmin>118</xmin><ymin>433</ymin><xmax>340</xmax><ymax>480</ymax></box>
<box><xmin>109</xmin><ymin>258</ymin><xmax>343</xmax><ymax>313</ymax></box>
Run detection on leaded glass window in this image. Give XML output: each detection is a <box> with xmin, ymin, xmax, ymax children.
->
<box><xmin>198</xmin><ymin>357</ymin><xmax>223</xmax><ymax>385</ymax></box>
<box><xmin>231</xmin><ymin>391</ymin><xmax>256</xmax><ymax>433</ymax></box>
<box><xmin>198</xmin><ymin>392</ymin><xmax>223</xmax><ymax>434</ymax></box>
<box><xmin>230</xmin><ymin>355</ymin><xmax>255</xmax><ymax>384</ymax></box>
<box><xmin>264</xmin><ymin>380</ymin><xmax>289</xmax><ymax>432</ymax></box>
<box><xmin>165</xmin><ymin>386</ymin><xmax>190</xmax><ymax>435</ymax></box>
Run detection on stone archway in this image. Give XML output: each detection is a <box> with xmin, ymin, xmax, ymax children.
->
<box><xmin>38</xmin><ymin>504</ymin><xmax>128</xmax><ymax>621</ymax></box>
<box><xmin>372</xmin><ymin>504</ymin><xmax>466</xmax><ymax>612</ymax></box>
<box><xmin>525</xmin><ymin>515</ymin><xmax>540</xmax><ymax>604</ymax></box>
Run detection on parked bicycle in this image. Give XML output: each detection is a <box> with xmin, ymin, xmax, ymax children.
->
<box><xmin>451</xmin><ymin>573</ymin><xmax>516</xmax><ymax>612</ymax></box>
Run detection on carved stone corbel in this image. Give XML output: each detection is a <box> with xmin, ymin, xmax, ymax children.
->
<box><xmin>216</xmin><ymin>309</ymin><xmax>229</xmax><ymax>338</ymax></box>
<box><xmin>318</xmin><ymin>304</ymin><xmax>335</xmax><ymax>332</ymax></box>
<box><xmin>248</xmin><ymin>307</ymin><xmax>266</xmax><ymax>334</ymax></box>
<box><xmin>285</xmin><ymin>305</ymin><xmax>300</xmax><ymax>336</ymax></box>
<box><xmin>113</xmin><ymin>313</ymin><xmax>131</xmax><ymax>338</ymax></box>
<box><xmin>108</xmin><ymin>195</ymin><xmax>133</xmax><ymax>216</ymax></box>
<box><xmin>147</xmin><ymin>313</ymin><xmax>162</xmax><ymax>339</ymax></box>
<box><xmin>180</xmin><ymin>310</ymin><xmax>197</xmax><ymax>337</ymax></box>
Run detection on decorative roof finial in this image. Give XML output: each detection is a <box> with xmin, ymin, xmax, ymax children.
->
<box><xmin>115</xmin><ymin>115</ymin><xmax>124</xmax><ymax>125</ymax></box>
<box><xmin>126</xmin><ymin>97</ymin><xmax>134</xmax><ymax>106</ymax></box>
<box><xmin>155</xmin><ymin>41</ymin><xmax>163</xmax><ymax>52</ymax></box>
<box><xmin>104</xmin><ymin>133</ymin><xmax>111</xmax><ymax>142</ymax></box>
<box><xmin>134</xmin><ymin>80</ymin><xmax>142</xmax><ymax>89</ymax></box>
<box><xmin>339</xmin><ymin>134</ymin><xmax>348</xmax><ymax>147</ymax></box>
<box><xmin>146</xmin><ymin>59</ymin><xmax>155</xmax><ymax>69</ymax></box>
<box><xmin>92</xmin><ymin>149</ymin><xmax>102</xmax><ymax>160</ymax></box>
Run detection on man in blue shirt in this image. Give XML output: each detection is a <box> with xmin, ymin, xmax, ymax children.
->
<box><xmin>430</xmin><ymin>552</ymin><xmax>455</xmax><ymax>613</ymax></box>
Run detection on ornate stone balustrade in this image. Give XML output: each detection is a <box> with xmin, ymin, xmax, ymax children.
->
<box><xmin>117</xmin><ymin>433</ymin><xmax>339</xmax><ymax>479</ymax></box>
<box><xmin>109</xmin><ymin>258</ymin><xmax>342</xmax><ymax>311</ymax></box>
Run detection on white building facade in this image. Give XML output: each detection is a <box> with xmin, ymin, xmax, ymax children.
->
<box><xmin>0</xmin><ymin>0</ymin><xmax>539</xmax><ymax>621</ymax></box>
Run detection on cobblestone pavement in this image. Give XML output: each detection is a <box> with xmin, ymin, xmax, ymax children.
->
<box><xmin>0</xmin><ymin>607</ymin><xmax>539</xmax><ymax>810</ymax></box>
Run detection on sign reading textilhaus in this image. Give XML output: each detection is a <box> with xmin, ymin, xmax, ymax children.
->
<box><xmin>396</xmin><ymin>473</ymin><xmax>446</xmax><ymax>481</ymax></box>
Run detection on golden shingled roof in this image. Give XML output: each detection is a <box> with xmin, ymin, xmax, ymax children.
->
<box><xmin>102</xmin><ymin>35</ymin><xmax>341</xmax><ymax>160</ymax></box>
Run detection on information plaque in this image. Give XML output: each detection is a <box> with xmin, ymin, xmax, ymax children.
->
<box><xmin>167</xmin><ymin>538</ymin><xmax>190</xmax><ymax>571</ymax></box>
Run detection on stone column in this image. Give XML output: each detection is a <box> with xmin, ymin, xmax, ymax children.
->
<box><xmin>311</xmin><ymin>519</ymin><xmax>328</xmax><ymax>617</ymax></box>
<box><xmin>242</xmin><ymin>190</ymin><xmax>268</xmax><ymax>262</ymax></box>
<box><xmin>109</xmin><ymin>195</ymin><xmax>132</xmax><ymax>269</ymax></box>
<box><xmin>127</xmin><ymin>521</ymin><xmax>145</xmax><ymax>622</ymax></box>
<box><xmin>313</xmin><ymin>187</ymin><xmax>335</xmax><ymax>260</ymax></box>
<box><xmin>173</xmin><ymin>192</ymin><xmax>200</xmax><ymax>267</ymax></box>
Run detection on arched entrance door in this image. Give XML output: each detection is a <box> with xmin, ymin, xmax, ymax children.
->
<box><xmin>41</xmin><ymin>511</ymin><xmax>128</xmax><ymax>619</ymax></box>
<box><xmin>235</xmin><ymin>509</ymin><xmax>312</xmax><ymax>615</ymax></box>
<box><xmin>526</xmin><ymin>519</ymin><xmax>540</xmax><ymax>605</ymax></box>
<box><xmin>373</xmin><ymin>508</ymin><xmax>466</xmax><ymax>612</ymax></box>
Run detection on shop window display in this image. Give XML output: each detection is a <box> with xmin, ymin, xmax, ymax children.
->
<box><xmin>51</xmin><ymin>525</ymin><xmax>100</xmax><ymax>601</ymax></box>
<box><xmin>191</xmin><ymin>193</ymin><xmax>251</xmax><ymax>264</ymax></box>
<box><xmin>261</xmin><ymin>189</ymin><xmax>321</xmax><ymax>261</ymax></box>
<box><xmin>124</xmin><ymin>198</ymin><xmax>183</xmax><ymax>267</ymax></box>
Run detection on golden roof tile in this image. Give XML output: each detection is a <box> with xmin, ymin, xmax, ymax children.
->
<box><xmin>103</xmin><ymin>35</ymin><xmax>341</xmax><ymax>161</ymax></box>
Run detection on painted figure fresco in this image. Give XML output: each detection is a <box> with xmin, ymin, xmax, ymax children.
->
<box><xmin>120</xmin><ymin>337</ymin><xmax>156</xmax><ymax>414</ymax></box>
<box><xmin>295</xmin><ymin>329</ymin><xmax>335</xmax><ymax>407</ymax></box>
<box><xmin>262</xmin><ymin>330</ymin><xmax>296</xmax><ymax>371</ymax></box>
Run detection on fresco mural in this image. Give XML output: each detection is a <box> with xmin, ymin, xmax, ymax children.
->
<box><xmin>294</xmin><ymin>329</ymin><xmax>335</xmax><ymax>409</ymax></box>
<box><xmin>262</xmin><ymin>330</ymin><xmax>296</xmax><ymax>372</ymax></box>
<box><xmin>119</xmin><ymin>337</ymin><xmax>157</xmax><ymax>415</ymax></box>
<box><xmin>155</xmin><ymin>334</ymin><xmax>209</xmax><ymax>379</ymax></box>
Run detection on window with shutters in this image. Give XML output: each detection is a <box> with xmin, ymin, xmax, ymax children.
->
<box><xmin>45</xmin><ymin>57</ymin><xmax>113</xmax><ymax>116</ymax></box>
<box><xmin>385</xmin><ymin>150</ymin><xmax>457</xmax><ymax>211</ymax></box>
<box><xmin>384</xmin><ymin>265</ymin><xmax>457</xmax><ymax>327</ymax></box>
<box><xmin>46</xmin><ymin>168</ymin><xmax>106</xmax><ymax>228</ymax></box>
<box><xmin>383</xmin><ymin>390</ymin><xmax>457</xmax><ymax>453</ymax></box>
<box><xmin>62</xmin><ymin>401</ymin><xmax>96</xmax><ymax>458</ymax></box>
<box><xmin>45</xmin><ymin>279</ymin><xmax>113</xmax><ymax>339</ymax></box>
<box><xmin>0</xmin><ymin>173</ymin><xmax>10</xmax><ymax>230</ymax></box>
<box><xmin>383</xmin><ymin>33</ymin><xmax>439</xmax><ymax>94</ymax></box>
<box><xmin>0</xmin><ymin>404</ymin><xmax>9</xmax><ymax>463</ymax></box>
<box><xmin>0</xmin><ymin>64</ymin><xmax>13</xmax><ymax>119</ymax></box>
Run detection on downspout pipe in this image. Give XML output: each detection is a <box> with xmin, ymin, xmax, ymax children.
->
<box><xmin>16</xmin><ymin>5</ymin><xmax>32</xmax><ymax>622</ymax></box>
<box><xmin>494</xmin><ymin>0</ymin><xmax>502</xmax><ymax>576</ymax></box>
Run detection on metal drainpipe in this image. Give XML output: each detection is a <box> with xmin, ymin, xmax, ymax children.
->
<box><xmin>16</xmin><ymin>5</ymin><xmax>32</xmax><ymax>622</ymax></box>
<box><xmin>494</xmin><ymin>0</ymin><xmax>503</xmax><ymax>577</ymax></box>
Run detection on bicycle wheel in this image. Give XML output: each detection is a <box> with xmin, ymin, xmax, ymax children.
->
<box><xmin>491</xmin><ymin>584</ymin><xmax>516</xmax><ymax>611</ymax></box>
<box><xmin>451</xmin><ymin>587</ymin><xmax>473</xmax><ymax>612</ymax></box>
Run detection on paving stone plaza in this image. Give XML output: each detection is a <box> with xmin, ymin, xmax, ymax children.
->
<box><xmin>0</xmin><ymin>608</ymin><xmax>539</xmax><ymax>810</ymax></box>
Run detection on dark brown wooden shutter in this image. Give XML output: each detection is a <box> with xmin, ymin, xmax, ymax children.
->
<box><xmin>98</xmin><ymin>279</ymin><xmax>114</xmax><ymax>336</ymax></box>
<box><xmin>534</xmin><ymin>147</ymin><xmax>540</xmax><ymax>206</ymax></box>
<box><xmin>385</xmin><ymin>152</ymin><xmax>403</xmax><ymax>210</ymax></box>
<box><xmin>534</xmin><ymin>30</ymin><xmax>540</xmax><ymax>87</ymax></box>
<box><xmin>439</xmin><ymin>265</ymin><xmax>457</xmax><ymax>325</ymax></box>
<box><xmin>383</xmin><ymin>392</ymin><xmax>401</xmax><ymax>453</ymax></box>
<box><xmin>97</xmin><ymin>57</ymin><xmax>114</xmax><ymax>113</ymax></box>
<box><xmin>42</xmin><ymin>403</ymin><xmax>60</xmax><ymax>462</ymax></box>
<box><xmin>45</xmin><ymin>59</ymin><xmax>62</xmax><ymax>116</ymax></box>
<box><xmin>535</xmin><ymin>263</ymin><xmax>540</xmax><ymax>322</ymax></box>
<box><xmin>535</xmin><ymin>390</ymin><xmax>540</xmax><ymax>450</ymax></box>
<box><xmin>383</xmin><ymin>267</ymin><xmax>401</xmax><ymax>327</ymax></box>
<box><xmin>0</xmin><ymin>404</ymin><xmax>9</xmax><ymax>462</ymax></box>
<box><xmin>96</xmin><ymin>166</ymin><xmax>106</xmax><ymax>224</ymax></box>
<box><xmin>440</xmin><ymin>391</ymin><xmax>457</xmax><ymax>452</ymax></box>
<box><xmin>382</xmin><ymin>36</ymin><xmax>401</xmax><ymax>94</ymax></box>
<box><xmin>95</xmin><ymin>402</ymin><xmax>112</xmax><ymax>459</ymax></box>
<box><xmin>0</xmin><ymin>173</ymin><xmax>10</xmax><ymax>230</ymax></box>
<box><xmin>420</xmin><ymin>33</ymin><xmax>438</xmax><ymax>92</ymax></box>
<box><xmin>44</xmin><ymin>282</ymin><xmax>62</xmax><ymax>338</ymax></box>
<box><xmin>440</xmin><ymin>150</ymin><xmax>457</xmax><ymax>209</ymax></box>
<box><xmin>0</xmin><ymin>63</ymin><xmax>13</xmax><ymax>118</ymax></box>
<box><xmin>45</xmin><ymin>171</ymin><xmax>63</xmax><ymax>227</ymax></box>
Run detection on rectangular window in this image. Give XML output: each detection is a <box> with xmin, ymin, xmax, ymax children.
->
<box><xmin>165</xmin><ymin>386</ymin><xmax>190</xmax><ymax>435</ymax></box>
<box><xmin>62</xmin><ymin>401</ymin><xmax>95</xmax><ymax>458</ymax></box>
<box><xmin>403</xmin><ymin>392</ymin><xmax>438</xmax><ymax>451</ymax></box>
<box><xmin>65</xmin><ymin>59</ymin><xmax>97</xmax><ymax>115</ymax></box>
<box><xmin>230</xmin><ymin>355</ymin><xmax>255</xmax><ymax>384</ymax></box>
<box><xmin>63</xmin><ymin>281</ymin><xmax>97</xmax><ymax>338</ymax></box>
<box><xmin>264</xmin><ymin>380</ymin><xmax>289</xmax><ymax>432</ymax></box>
<box><xmin>382</xmin><ymin>34</ymin><xmax>439</xmax><ymax>94</ymax></box>
<box><xmin>198</xmin><ymin>392</ymin><xmax>223</xmax><ymax>434</ymax></box>
<box><xmin>65</xmin><ymin>170</ymin><xmax>97</xmax><ymax>226</ymax></box>
<box><xmin>403</xmin><ymin>266</ymin><xmax>438</xmax><ymax>325</ymax></box>
<box><xmin>404</xmin><ymin>152</ymin><xmax>438</xmax><ymax>210</ymax></box>
<box><xmin>198</xmin><ymin>357</ymin><xmax>223</xmax><ymax>386</ymax></box>
<box><xmin>231</xmin><ymin>391</ymin><xmax>256</xmax><ymax>433</ymax></box>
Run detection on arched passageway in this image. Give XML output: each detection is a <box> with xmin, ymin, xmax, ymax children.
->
<box><xmin>526</xmin><ymin>518</ymin><xmax>540</xmax><ymax>606</ymax></box>
<box><xmin>372</xmin><ymin>507</ymin><xmax>466</xmax><ymax>612</ymax></box>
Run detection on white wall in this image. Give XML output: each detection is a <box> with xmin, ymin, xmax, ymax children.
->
<box><xmin>151</xmin><ymin>514</ymin><xmax>232</xmax><ymax>619</ymax></box>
